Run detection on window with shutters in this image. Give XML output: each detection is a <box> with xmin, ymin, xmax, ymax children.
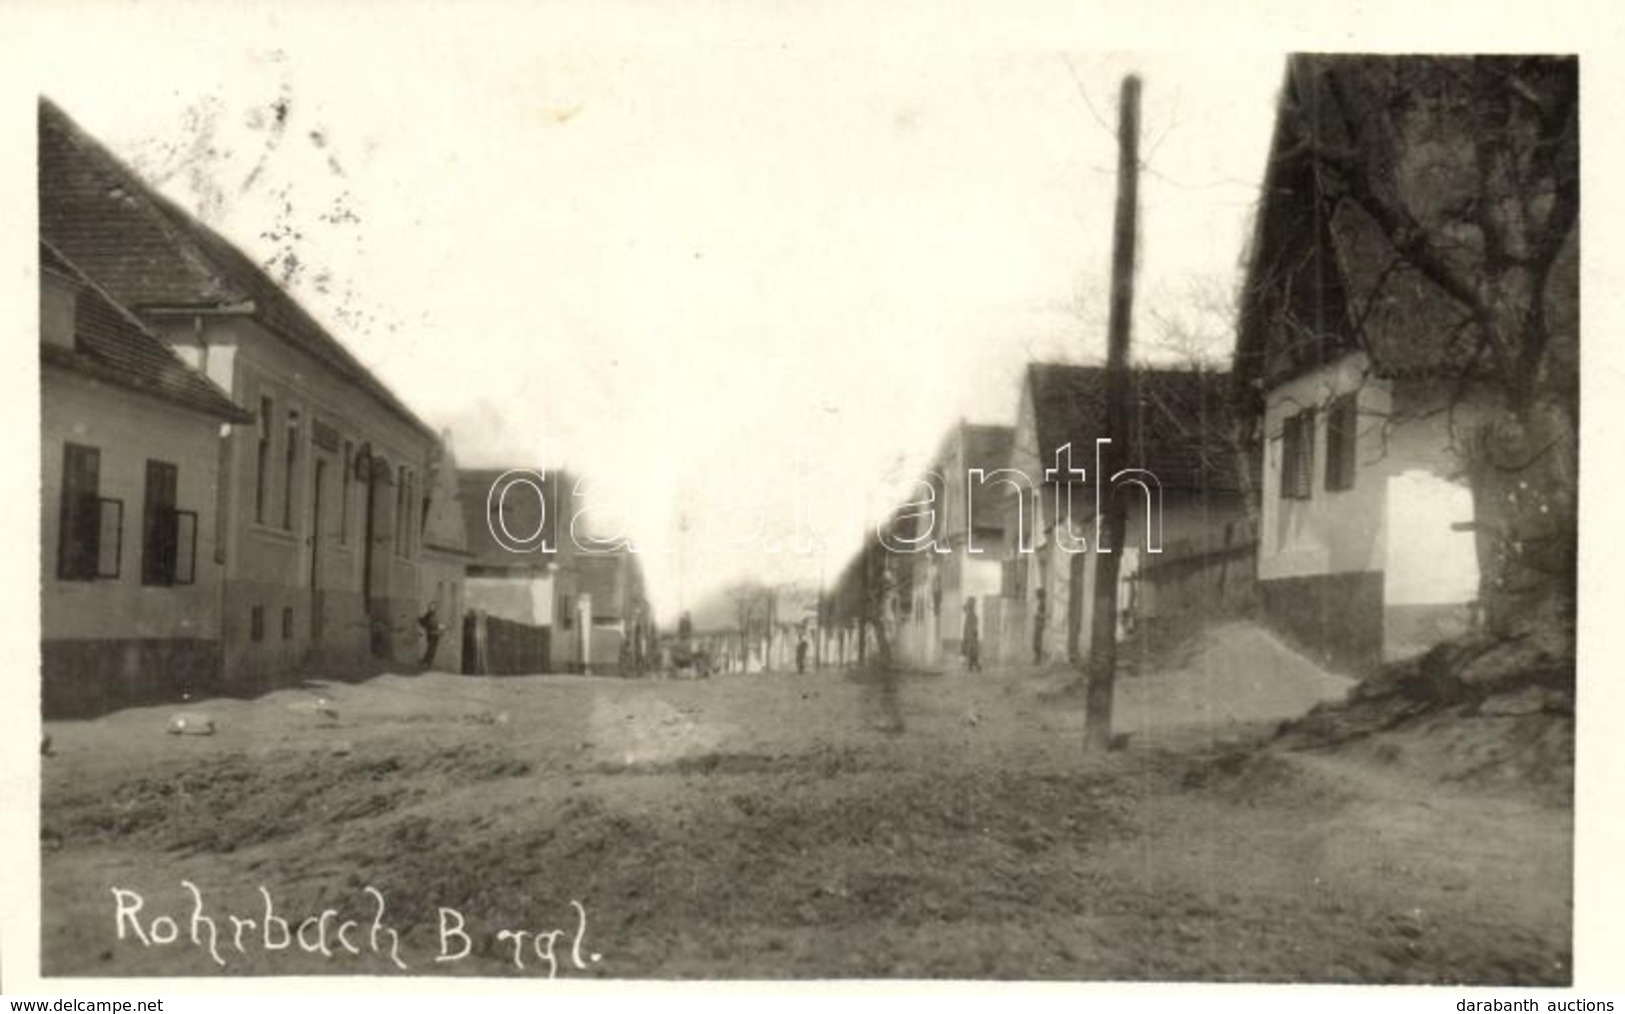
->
<box><xmin>1280</xmin><ymin>409</ymin><xmax>1315</xmax><ymax>501</ymax></box>
<box><xmin>283</xmin><ymin>409</ymin><xmax>300</xmax><ymax>530</ymax></box>
<box><xmin>395</xmin><ymin>466</ymin><xmax>407</xmax><ymax>556</ymax></box>
<box><xmin>256</xmin><ymin>397</ymin><xmax>272</xmax><ymax>523</ymax></box>
<box><xmin>341</xmin><ymin>440</ymin><xmax>353</xmax><ymax>545</ymax></box>
<box><xmin>58</xmin><ymin>443</ymin><xmax>121</xmax><ymax>581</ymax></box>
<box><xmin>142</xmin><ymin>460</ymin><xmax>177</xmax><ymax>585</ymax></box>
<box><xmin>140</xmin><ymin>460</ymin><xmax>197</xmax><ymax>587</ymax></box>
<box><xmin>173</xmin><ymin>510</ymin><xmax>197</xmax><ymax>584</ymax></box>
<box><xmin>1325</xmin><ymin>393</ymin><xmax>1358</xmax><ymax>492</ymax></box>
<box><xmin>95</xmin><ymin>499</ymin><xmax>123</xmax><ymax>578</ymax></box>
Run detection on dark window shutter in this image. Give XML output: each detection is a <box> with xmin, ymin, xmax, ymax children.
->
<box><xmin>1325</xmin><ymin>394</ymin><xmax>1358</xmax><ymax>492</ymax></box>
<box><xmin>96</xmin><ymin>498</ymin><xmax>122</xmax><ymax>579</ymax></box>
<box><xmin>1281</xmin><ymin>410</ymin><xmax>1316</xmax><ymax>501</ymax></box>
<box><xmin>58</xmin><ymin>444</ymin><xmax>102</xmax><ymax>580</ymax></box>
<box><xmin>142</xmin><ymin>460</ymin><xmax>179</xmax><ymax>586</ymax></box>
<box><xmin>174</xmin><ymin>510</ymin><xmax>198</xmax><ymax>585</ymax></box>
<box><xmin>256</xmin><ymin>397</ymin><xmax>273</xmax><ymax>523</ymax></box>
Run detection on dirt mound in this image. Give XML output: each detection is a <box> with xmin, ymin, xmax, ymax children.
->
<box><xmin>1339</xmin><ymin>705</ymin><xmax>1573</xmax><ymax>800</ymax></box>
<box><xmin>1274</xmin><ymin>633</ymin><xmax>1575</xmax><ymax>799</ymax></box>
<box><xmin>41</xmin><ymin>742</ymin><xmax>538</xmax><ymax>855</ymax></box>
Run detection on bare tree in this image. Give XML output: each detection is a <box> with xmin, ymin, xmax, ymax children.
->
<box><xmin>1269</xmin><ymin>56</ymin><xmax>1578</xmax><ymax>657</ymax></box>
<box><xmin>1144</xmin><ymin>275</ymin><xmax>1236</xmax><ymax>370</ymax></box>
<box><xmin>723</xmin><ymin>580</ymin><xmax>768</xmax><ymax>671</ymax></box>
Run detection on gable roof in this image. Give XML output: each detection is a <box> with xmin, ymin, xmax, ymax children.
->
<box><xmin>962</xmin><ymin>422</ymin><xmax>1014</xmax><ymax>527</ymax></box>
<box><xmin>1025</xmin><ymin>362</ymin><xmax>1242</xmax><ymax>494</ymax></box>
<box><xmin>38</xmin><ymin>97</ymin><xmax>436</xmax><ymax>440</ymax></box>
<box><xmin>421</xmin><ymin>431</ymin><xmax>472</xmax><ymax>556</ymax></box>
<box><xmin>459</xmin><ymin>468</ymin><xmax>572</xmax><ymax>570</ymax></box>
<box><xmin>1232</xmin><ymin>55</ymin><xmax>1579</xmax><ymax>407</ymax></box>
<box><xmin>961</xmin><ymin>423</ymin><xmax>1013</xmax><ymax>474</ymax></box>
<box><xmin>40</xmin><ymin>240</ymin><xmax>251</xmax><ymax>423</ymax></box>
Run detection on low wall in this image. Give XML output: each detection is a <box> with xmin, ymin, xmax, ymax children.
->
<box><xmin>41</xmin><ymin>637</ymin><xmax>223</xmax><ymax>718</ymax></box>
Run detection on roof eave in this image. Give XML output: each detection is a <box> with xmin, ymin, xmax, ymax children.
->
<box><xmin>41</xmin><ymin>350</ymin><xmax>254</xmax><ymax>425</ymax></box>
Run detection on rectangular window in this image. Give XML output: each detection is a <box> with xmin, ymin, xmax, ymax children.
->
<box><xmin>58</xmin><ymin>443</ymin><xmax>102</xmax><ymax>581</ymax></box>
<box><xmin>421</xmin><ymin>489</ymin><xmax>432</xmax><ymax>553</ymax></box>
<box><xmin>395</xmin><ymin>465</ymin><xmax>408</xmax><ymax>557</ymax></box>
<box><xmin>251</xmin><ymin>605</ymin><xmax>265</xmax><ymax>643</ymax></box>
<box><xmin>282</xmin><ymin>606</ymin><xmax>294</xmax><ymax>640</ymax></box>
<box><xmin>256</xmin><ymin>397</ymin><xmax>272</xmax><ymax>524</ymax></box>
<box><xmin>141</xmin><ymin>460</ymin><xmax>179</xmax><ymax>586</ymax></box>
<box><xmin>283</xmin><ymin>409</ymin><xmax>300</xmax><ymax>530</ymax></box>
<box><xmin>408</xmin><ymin>471</ymin><xmax>419</xmax><ymax>558</ymax></box>
<box><xmin>341</xmin><ymin>440</ymin><xmax>353</xmax><ymax>545</ymax></box>
<box><xmin>1280</xmin><ymin>409</ymin><xmax>1315</xmax><ymax>501</ymax></box>
<box><xmin>95</xmin><ymin>499</ymin><xmax>123</xmax><ymax>579</ymax></box>
<box><xmin>1325</xmin><ymin>393</ymin><xmax>1358</xmax><ymax>492</ymax></box>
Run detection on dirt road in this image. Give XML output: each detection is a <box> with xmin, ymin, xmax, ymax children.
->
<box><xmin>39</xmin><ymin>626</ymin><xmax>1571</xmax><ymax>982</ymax></box>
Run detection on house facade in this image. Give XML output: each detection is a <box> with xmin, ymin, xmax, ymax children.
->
<box><xmin>1228</xmin><ymin>56</ymin><xmax>1550</xmax><ymax>674</ymax></box>
<box><xmin>39</xmin><ymin>242</ymin><xmax>252</xmax><ymax>717</ymax></box>
<box><xmin>419</xmin><ymin>431</ymin><xmax>473</xmax><ymax>671</ymax></box>
<box><xmin>459</xmin><ymin>467</ymin><xmax>649</xmax><ymax>674</ymax></box>
<box><xmin>461</xmin><ymin>468</ymin><xmax>562</xmax><ymax>674</ymax></box>
<box><xmin>893</xmin><ymin>422</ymin><xmax>1013</xmax><ymax>670</ymax></box>
<box><xmin>41</xmin><ymin>100</ymin><xmax>443</xmax><ymax>692</ymax></box>
<box><xmin>999</xmin><ymin>363</ymin><xmax>1248</xmax><ymax>666</ymax></box>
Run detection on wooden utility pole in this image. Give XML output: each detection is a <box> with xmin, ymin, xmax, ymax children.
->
<box><xmin>1084</xmin><ymin>74</ymin><xmax>1141</xmax><ymax>753</ymax></box>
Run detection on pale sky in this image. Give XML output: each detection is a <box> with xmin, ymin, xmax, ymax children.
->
<box><xmin>18</xmin><ymin>9</ymin><xmax>1287</xmax><ymax>623</ymax></box>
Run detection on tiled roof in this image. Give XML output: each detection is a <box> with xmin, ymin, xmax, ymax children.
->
<box><xmin>962</xmin><ymin>423</ymin><xmax>1014</xmax><ymax>474</ymax></box>
<box><xmin>953</xmin><ymin>422</ymin><xmax>1015</xmax><ymax>534</ymax></box>
<box><xmin>459</xmin><ymin>468</ymin><xmax>571</xmax><ymax>570</ymax></box>
<box><xmin>1026</xmin><ymin>362</ymin><xmax>1243</xmax><ymax>494</ymax></box>
<box><xmin>40</xmin><ymin>241</ymin><xmax>251</xmax><ymax>423</ymax></box>
<box><xmin>39</xmin><ymin>98</ymin><xmax>435</xmax><ymax>440</ymax></box>
<box><xmin>1233</xmin><ymin>56</ymin><xmax>1579</xmax><ymax>400</ymax></box>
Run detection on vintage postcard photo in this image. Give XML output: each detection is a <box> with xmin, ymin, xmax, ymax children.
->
<box><xmin>4</xmin><ymin>2</ymin><xmax>1612</xmax><ymax>994</ymax></box>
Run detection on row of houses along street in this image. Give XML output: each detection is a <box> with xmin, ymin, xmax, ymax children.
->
<box><xmin>38</xmin><ymin>99</ymin><xmax>651</xmax><ymax>718</ymax></box>
<box><xmin>39</xmin><ymin>54</ymin><xmax>1578</xmax><ymax>707</ymax></box>
<box><xmin>821</xmin><ymin>53</ymin><xmax>1567</xmax><ymax>683</ymax></box>
<box><xmin>28</xmin><ymin>46</ymin><xmax>1581</xmax><ymax>986</ymax></box>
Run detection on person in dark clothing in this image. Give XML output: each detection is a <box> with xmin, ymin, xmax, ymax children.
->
<box><xmin>962</xmin><ymin>598</ymin><xmax>982</xmax><ymax>673</ymax></box>
<box><xmin>796</xmin><ymin>634</ymin><xmax>809</xmax><ymax>674</ymax></box>
<box><xmin>419</xmin><ymin>603</ymin><xmax>444</xmax><ymax>668</ymax></box>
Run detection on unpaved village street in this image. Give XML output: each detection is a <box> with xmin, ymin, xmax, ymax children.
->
<box><xmin>40</xmin><ymin>625</ymin><xmax>1572</xmax><ymax>983</ymax></box>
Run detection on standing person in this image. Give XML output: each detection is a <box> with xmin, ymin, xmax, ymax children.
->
<box><xmin>419</xmin><ymin>603</ymin><xmax>444</xmax><ymax>669</ymax></box>
<box><xmin>1032</xmin><ymin>587</ymin><xmax>1048</xmax><ymax>665</ymax></box>
<box><xmin>796</xmin><ymin>633</ymin><xmax>809</xmax><ymax>675</ymax></box>
<box><xmin>962</xmin><ymin>598</ymin><xmax>982</xmax><ymax>673</ymax></box>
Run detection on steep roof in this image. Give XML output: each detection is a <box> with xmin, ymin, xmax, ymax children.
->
<box><xmin>962</xmin><ymin>422</ymin><xmax>1014</xmax><ymax>528</ymax></box>
<box><xmin>38</xmin><ymin>97</ymin><xmax>435</xmax><ymax>440</ymax></box>
<box><xmin>421</xmin><ymin>431</ymin><xmax>472</xmax><ymax>556</ymax></box>
<box><xmin>40</xmin><ymin>240</ymin><xmax>251</xmax><ymax>423</ymax></box>
<box><xmin>1025</xmin><ymin>362</ymin><xmax>1242</xmax><ymax>494</ymax></box>
<box><xmin>1233</xmin><ymin>55</ymin><xmax>1579</xmax><ymax>407</ymax></box>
